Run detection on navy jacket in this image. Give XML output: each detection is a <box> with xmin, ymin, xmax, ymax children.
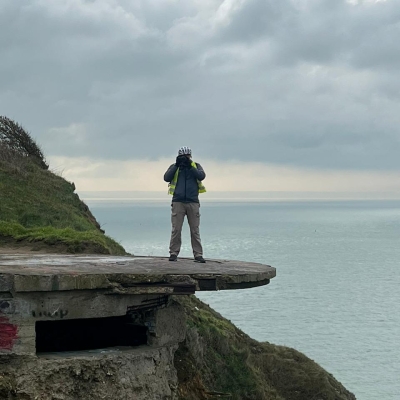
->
<box><xmin>164</xmin><ymin>162</ymin><xmax>206</xmax><ymax>203</ymax></box>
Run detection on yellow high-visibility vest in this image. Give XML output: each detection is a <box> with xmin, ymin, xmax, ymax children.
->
<box><xmin>168</xmin><ymin>161</ymin><xmax>206</xmax><ymax>195</ymax></box>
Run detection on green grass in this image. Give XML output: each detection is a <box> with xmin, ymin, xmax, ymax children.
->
<box><xmin>0</xmin><ymin>222</ymin><xmax>126</xmax><ymax>254</ymax></box>
<box><xmin>175</xmin><ymin>296</ymin><xmax>356</xmax><ymax>400</ymax></box>
<box><xmin>0</xmin><ymin>155</ymin><xmax>127</xmax><ymax>255</ymax></box>
<box><xmin>1</xmin><ymin>160</ymin><xmax>98</xmax><ymax>230</ymax></box>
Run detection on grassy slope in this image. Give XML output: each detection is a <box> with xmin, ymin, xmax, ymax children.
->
<box><xmin>0</xmin><ymin>157</ymin><xmax>126</xmax><ymax>255</ymax></box>
<box><xmin>175</xmin><ymin>296</ymin><xmax>356</xmax><ymax>400</ymax></box>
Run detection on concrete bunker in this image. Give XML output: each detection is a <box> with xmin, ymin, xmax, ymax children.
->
<box><xmin>0</xmin><ymin>255</ymin><xmax>276</xmax><ymax>399</ymax></box>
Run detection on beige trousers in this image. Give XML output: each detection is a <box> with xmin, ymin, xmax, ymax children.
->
<box><xmin>169</xmin><ymin>202</ymin><xmax>203</xmax><ymax>257</ymax></box>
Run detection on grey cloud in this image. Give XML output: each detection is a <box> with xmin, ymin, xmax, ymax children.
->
<box><xmin>1</xmin><ymin>0</ymin><xmax>400</xmax><ymax>172</ymax></box>
<box><xmin>216</xmin><ymin>0</ymin><xmax>289</xmax><ymax>43</ymax></box>
<box><xmin>270</xmin><ymin>0</ymin><xmax>400</xmax><ymax>69</ymax></box>
<box><xmin>213</xmin><ymin>0</ymin><xmax>400</xmax><ymax>70</ymax></box>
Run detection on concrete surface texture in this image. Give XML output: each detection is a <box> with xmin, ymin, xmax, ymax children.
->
<box><xmin>0</xmin><ymin>254</ymin><xmax>276</xmax><ymax>293</ymax></box>
<box><xmin>1</xmin><ymin>300</ymin><xmax>187</xmax><ymax>399</ymax></box>
<box><xmin>2</xmin><ymin>344</ymin><xmax>179</xmax><ymax>400</ymax></box>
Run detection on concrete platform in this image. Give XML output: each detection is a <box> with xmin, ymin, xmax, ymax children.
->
<box><xmin>0</xmin><ymin>254</ymin><xmax>276</xmax><ymax>294</ymax></box>
<box><xmin>0</xmin><ymin>254</ymin><xmax>275</xmax><ymax>357</ymax></box>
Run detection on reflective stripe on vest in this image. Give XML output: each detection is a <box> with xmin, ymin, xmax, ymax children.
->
<box><xmin>168</xmin><ymin>161</ymin><xmax>206</xmax><ymax>195</ymax></box>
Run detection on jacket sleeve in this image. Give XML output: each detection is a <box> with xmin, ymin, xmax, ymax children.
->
<box><xmin>191</xmin><ymin>163</ymin><xmax>206</xmax><ymax>181</ymax></box>
<box><xmin>164</xmin><ymin>164</ymin><xmax>178</xmax><ymax>182</ymax></box>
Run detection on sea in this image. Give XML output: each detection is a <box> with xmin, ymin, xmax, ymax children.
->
<box><xmin>85</xmin><ymin>196</ymin><xmax>400</xmax><ymax>400</ymax></box>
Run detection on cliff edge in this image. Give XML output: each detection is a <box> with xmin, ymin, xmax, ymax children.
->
<box><xmin>175</xmin><ymin>295</ymin><xmax>356</xmax><ymax>400</ymax></box>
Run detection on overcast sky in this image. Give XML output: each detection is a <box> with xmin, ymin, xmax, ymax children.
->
<box><xmin>1</xmin><ymin>0</ymin><xmax>400</xmax><ymax>194</ymax></box>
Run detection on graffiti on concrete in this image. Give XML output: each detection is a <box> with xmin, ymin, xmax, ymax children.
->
<box><xmin>0</xmin><ymin>316</ymin><xmax>18</xmax><ymax>350</ymax></box>
<box><xmin>31</xmin><ymin>309</ymin><xmax>69</xmax><ymax>319</ymax></box>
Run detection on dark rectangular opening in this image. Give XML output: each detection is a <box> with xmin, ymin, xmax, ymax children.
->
<box><xmin>36</xmin><ymin>315</ymin><xmax>148</xmax><ymax>353</ymax></box>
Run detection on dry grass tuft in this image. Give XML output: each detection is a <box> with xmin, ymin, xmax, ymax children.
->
<box><xmin>0</xmin><ymin>116</ymin><xmax>48</xmax><ymax>169</ymax></box>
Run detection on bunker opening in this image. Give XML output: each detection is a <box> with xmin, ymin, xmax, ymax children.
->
<box><xmin>36</xmin><ymin>315</ymin><xmax>148</xmax><ymax>353</ymax></box>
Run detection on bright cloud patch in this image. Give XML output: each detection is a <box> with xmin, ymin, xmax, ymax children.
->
<box><xmin>48</xmin><ymin>156</ymin><xmax>400</xmax><ymax>196</ymax></box>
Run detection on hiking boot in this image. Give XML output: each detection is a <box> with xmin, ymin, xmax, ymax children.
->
<box><xmin>169</xmin><ymin>254</ymin><xmax>178</xmax><ymax>262</ymax></box>
<box><xmin>194</xmin><ymin>256</ymin><xmax>206</xmax><ymax>263</ymax></box>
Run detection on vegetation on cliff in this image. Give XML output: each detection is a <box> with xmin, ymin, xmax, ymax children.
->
<box><xmin>175</xmin><ymin>295</ymin><xmax>356</xmax><ymax>400</ymax></box>
<box><xmin>0</xmin><ymin>116</ymin><xmax>125</xmax><ymax>254</ymax></box>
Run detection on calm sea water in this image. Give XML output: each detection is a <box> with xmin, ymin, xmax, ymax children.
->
<box><xmin>87</xmin><ymin>199</ymin><xmax>400</xmax><ymax>400</ymax></box>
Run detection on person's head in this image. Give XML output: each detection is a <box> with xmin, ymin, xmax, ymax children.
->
<box><xmin>178</xmin><ymin>146</ymin><xmax>192</xmax><ymax>158</ymax></box>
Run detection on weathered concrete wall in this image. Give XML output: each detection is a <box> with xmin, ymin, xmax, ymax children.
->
<box><xmin>2</xmin><ymin>345</ymin><xmax>178</xmax><ymax>400</ymax></box>
<box><xmin>0</xmin><ymin>299</ymin><xmax>187</xmax><ymax>399</ymax></box>
<box><xmin>148</xmin><ymin>302</ymin><xmax>186</xmax><ymax>347</ymax></box>
<box><xmin>0</xmin><ymin>292</ymin><xmax>169</xmax><ymax>356</ymax></box>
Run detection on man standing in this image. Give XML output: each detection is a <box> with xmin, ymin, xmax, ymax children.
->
<box><xmin>164</xmin><ymin>146</ymin><xmax>206</xmax><ymax>263</ymax></box>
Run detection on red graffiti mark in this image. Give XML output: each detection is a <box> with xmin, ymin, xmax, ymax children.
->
<box><xmin>0</xmin><ymin>316</ymin><xmax>18</xmax><ymax>350</ymax></box>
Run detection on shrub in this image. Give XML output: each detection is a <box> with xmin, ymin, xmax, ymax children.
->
<box><xmin>0</xmin><ymin>116</ymin><xmax>48</xmax><ymax>169</ymax></box>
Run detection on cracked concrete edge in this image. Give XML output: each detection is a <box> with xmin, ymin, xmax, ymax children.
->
<box><xmin>0</xmin><ymin>258</ymin><xmax>276</xmax><ymax>293</ymax></box>
<box><xmin>0</xmin><ymin>270</ymin><xmax>276</xmax><ymax>294</ymax></box>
